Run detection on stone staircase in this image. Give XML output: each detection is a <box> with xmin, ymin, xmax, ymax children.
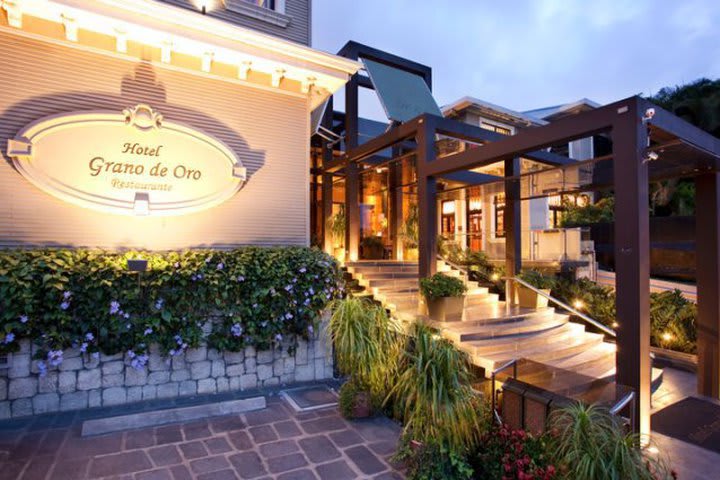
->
<box><xmin>345</xmin><ymin>260</ymin><xmax>662</xmax><ymax>389</ymax></box>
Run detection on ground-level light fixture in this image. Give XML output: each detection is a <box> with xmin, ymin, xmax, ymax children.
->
<box><xmin>612</xmin><ymin>321</ymin><xmax>619</xmax><ymax>329</ymax></box>
<box><xmin>573</xmin><ymin>299</ymin><xmax>584</xmax><ymax>310</ymax></box>
<box><xmin>661</xmin><ymin>332</ymin><xmax>673</xmax><ymax>342</ymax></box>
<box><xmin>490</xmin><ymin>273</ymin><xmax>500</xmax><ymax>282</ymax></box>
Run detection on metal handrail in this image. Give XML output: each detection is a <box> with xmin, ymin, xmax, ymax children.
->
<box><xmin>491</xmin><ymin>358</ymin><xmax>518</xmax><ymax>425</ymax></box>
<box><xmin>508</xmin><ymin>276</ymin><xmax>617</xmax><ymax>338</ymax></box>
<box><xmin>610</xmin><ymin>391</ymin><xmax>636</xmax><ymax>432</ymax></box>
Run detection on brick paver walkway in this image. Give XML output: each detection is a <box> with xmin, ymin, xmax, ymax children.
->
<box><xmin>0</xmin><ymin>395</ymin><xmax>404</xmax><ymax>479</ymax></box>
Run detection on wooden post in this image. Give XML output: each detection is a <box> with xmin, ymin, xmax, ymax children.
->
<box><xmin>696</xmin><ymin>173</ymin><xmax>720</xmax><ymax>398</ymax></box>
<box><xmin>612</xmin><ymin>101</ymin><xmax>650</xmax><ymax>437</ymax></box>
<box><xmin>345</xmin><ymin>76</ymin><xmax>360</xmax><ymax>262</ymax></box>
<box><xmin>389</xmin><ymin>148</ymin><xmax>404</xmax><ymax>260</ymax></box>
<box><xmin>504</xmin><ymin>157</ymin><xmax>522</xmax><ymax>304</ymax></box>
<box><xmin>417</xmin><ymin>119</ymin><xmax>437</xmax><ymax>278</ymax></box>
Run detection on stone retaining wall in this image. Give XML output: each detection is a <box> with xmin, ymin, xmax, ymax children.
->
<box><xmin>0</xmin><ymin>321</ymin><xmax>333</xmax><ymax>419</ymax></box>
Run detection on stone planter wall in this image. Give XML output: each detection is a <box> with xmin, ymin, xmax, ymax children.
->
<box><xmin>0</xmin><ymin>321</ymin><xmax>333</xmax><ymax>420</ymax></box>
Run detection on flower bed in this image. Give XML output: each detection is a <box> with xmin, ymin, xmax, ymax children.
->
<box><xmin>0</xmin><ymin>247</ymin><xmax>342</xmax><ymax>374</ymax></box>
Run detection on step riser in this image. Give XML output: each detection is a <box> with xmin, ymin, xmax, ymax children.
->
<box><xmin>443</xmin><ymin>318</ymin><xmax>569</xmax><ymax>343</ymax></box>
<box><xmin>465</xmin><ymin>327</ymin><xmax>585</xmax><ymax>356</ymax></box>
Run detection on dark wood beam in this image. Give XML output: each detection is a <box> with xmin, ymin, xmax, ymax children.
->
<box><xmin>417</xmin><ymin>122</ymin><xmax>438</xmax><ymax>279</ymax></box>
<box><xmin>696</xmin><ymin>172</ymin><xmax>720</xmax><ymax>398</ymax></box>
<box><xmin>612</xmin><ymin>97</ymin><xmax>651</xmax><ymax>436</ymax></box>
<box><xmin>345</xmin><ymin>76</ymin><xmax>361</xmax><ymax>262</ymax></box>
<box><xmin>425</xmin><ymin>98</ymin><xmax>635</xmax><ymax>177</ymax></box>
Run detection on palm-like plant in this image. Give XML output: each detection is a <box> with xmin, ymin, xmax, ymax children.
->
<box><xmin>548</xmin><ymin>403</ymin><xmax>674</xmax><ymax>480</ymax></box>
<box><xmin>387</xmin><ymin>322</ymin><xmax>484</xmax><ymax>451</ymax></box>
<box><xmin>329</xmin><ymin>297</ymin><xmax>402</xmax><ymax>404</ymax></box>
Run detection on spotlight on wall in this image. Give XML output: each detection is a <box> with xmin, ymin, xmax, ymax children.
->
<box><xmin>573</xmin><ymin>299</ymin><xmax>584</xmax><ymax>310</ymax></box>
<box><xmin>490</xmin><ymin>273</ymin><xmax>500</xmax><ymax>282</ymax></box>
<box><xmin>642</xmin><ymin>107</ymin><xmax>656</xmax><ymax>124</ymax></box>
<box><xmin>643</xmin><ymin>151</ymin><xmax>659</xmax><ymax>164</ymax></box>
<box><xmin>661</xmin><ymin>331</ymin><xmax>673</xmax><ymax>342</ymax></box>
<box><xmin>612</xmin><ymin>321</ymin><xmax>619</xmax><ymax>329</ymax></box>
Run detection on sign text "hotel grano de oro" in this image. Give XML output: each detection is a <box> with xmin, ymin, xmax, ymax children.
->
<box><xmin>7</xmin><ymin>105</ymin><xmax>247</xmax><ymax>216</ymax></box>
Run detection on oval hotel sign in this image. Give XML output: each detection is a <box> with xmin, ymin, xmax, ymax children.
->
<box><xmin>7</xmin><ymin>104</ymin><xmax>247</xmax><ymax>216</ymax></box>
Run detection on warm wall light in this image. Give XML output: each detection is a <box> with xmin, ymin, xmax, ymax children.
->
<box><xmin>115</xmin><ymin>29</ymin><xmax>127</xmax><ymax>53</ymax></box>
<box><xmin>573</xmin><ymin>299</ymin><xmax>584</xmax><ymax>310</ymax></box>
<box><xmin>201</xmin><ymin>51</ymin><xmax>214</xmax><ymax>72</ymax></box>
<box><xmin>271</xmin><ymin>69</ymin><xmax>285</xmax><ymax>88</ymax></box>
<box><xmin>612</xmin><ymin>321</ymin><xmax>619</xmax><ymax>329</ymax></box>
<box><xmin>61</xmin><ymin>14</ymin><xmax>78</xmax><ymax>42</ymax></box>
<box><xmin>3</xmin><ymin>0</ymin><xmax>22</xmax><ymax>28</ymax></box>
<box><xmin>442</xmin><ymin>201</ymin><xmax>455</xmax><ymax>215</ymax></box>
<box><xmin>490</xmin><ymin>273</ymin><xmax>500</xmax><ymax>282</ymax></box>
<box><xmin>237</xmin><ymin>60</ymin><xmax>251</xmax><ymax>80</ymax></box>
<box><xmin>161</xmin><ymin>40</ymin><xmax>173</xmax><ymax>64</ymax></box>
<box><xmin>661</xmin><ymin>332</ymin><xmax>673</xmax><ymax>342</ymax></box>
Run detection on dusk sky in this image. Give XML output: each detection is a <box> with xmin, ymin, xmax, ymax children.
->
<box><xmin>312</xmin><ymin>0</ymin><xmax>720</xmax><ymax>121</ymax></box>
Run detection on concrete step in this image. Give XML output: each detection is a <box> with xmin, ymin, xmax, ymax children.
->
<box><xmin>550</xmin><ymin>341</ymin><xmax>616</xmax><ymax>373</ymax></box>
<box><xmin>462</xmin><ymin>322</ymin><xmax>586</xmax><ymax>357</ymax></box>
<box><xmin>354</xmin><ymin>271</ymin><xmax>418</xmax><ymax>281</ymax></box>
<box><xmin>440</xmin><ymin>313</ymin><xmax>569</xmax><ymax>343</ymax></box>
<box><xmin>479</xmin><ymin>331</ymin><xmax>604</xmax><ymax>367</ymax></box>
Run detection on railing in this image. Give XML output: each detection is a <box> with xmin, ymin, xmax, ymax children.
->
<box><xmin>490</xmin><ymin>358</ymin><xmax>518</xmax><ymax>425</ymax></box>
<box><xmin>609</xmin><ymin>391</ymin><xmax>636</xmax><ymax>432</ymax></box>
<box><xmin>508</xmin><ymin>276</ymin><xmax>616</xmax><ymax>338</ymax></box>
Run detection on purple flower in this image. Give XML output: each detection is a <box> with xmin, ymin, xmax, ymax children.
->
<box><xmin>60</xmin><ymin>301</ymin><xmax>70</xmax><ymax>311</ymax></box>
<box><xmin>91</xmin><ymin>352</ymin><xmax>100</xmax><ymax>360</ymax></box>
<box><xmin>205</xmin><ymin>257</ymin><xmax>212</xmax><ymax>264</ymax></box>
<box><xmin>123</xmin><ymin>313</ymin><xmax>130</xmax><ymax>319</ymax></box>
<box><xmin>80</xmin><ymin>342</ymin><xmax>88</xmax><ymax>353</ymax></box>
<box><xmin>127</xmin><ymin>350</ymin><xmax>136</xmax><ymax>359</ymax></box>
<box><xmin>236</xmin><ymin>275</ymin><xmax>245</xmax><ymax>282</ymax></box>
<box><xmin>175</xmin><ymin>335</ymin><xmax>184</xmax><ymax>346</ymax></box>
<box><xmin>155</xmin><ymin>298</ymin><xmax>164</xmax><ymax>310</ymax></box>
<box><xmin>169</xmin><ymin>349</ymin><xmax>176</xmax><ymax>356</ymax></box>
<box><xmin>231</xmin><ymin>323</ymin><xmax>243</xmax><ymax>337</ymax></box>
<box><xmin>4</xmin><ymin>332</ymin><xmax>15</xmax><ymax>344</ymax></box>
<box><xmin>275</xmin><ymin>334</ymin><xmax>283</xmax><ymax>342</ymax></box>
<box><xmin>174</xmin><ymin>262</ymin><xmax>180</xmax><ymax>268</ymax></box>
<box><xmin>216</xmin><ymin>262</ymin><xmax>224</xmax><ymax>270</ymax></box>
<box><xmin>37</xmin><ymin>361</ymin><xmax>48</xmax><ymax>377</ymax></box>
<box><xmin>63</xmin><ymin>291</ymin><xmax>72</xmax><ymax>299</ymax></box>
<box><xmin>197</xmin><ymin>274</ymin><xmax>204</xmax><ymax>280</ymax></box>
<box><xmin>110</xmin><ymin>301</ymin><xmax>120</xmax><ymax>314</ymax></box>
<box><xmin>285</xmin><ymin>313</ymin><xmax>293</xmax><ymax>320</ymax></box>
<box><xmin>130</xmin><ymin>353</ymin><xmax>149</xmax><ymax>370</ymax></box>
<box><xmin>284</xmin><ymin>285</ymin><xmax>293</xmax><ymax>292</ymax></box>
<box><xmin>308</xmin><ymin>325</ymin><xmax>314</xmax><ymax>334</ymax></box>
<box><xmin>143</xmin><ymin>328</ymin><xmax>153</xmax><ymax>336</ymax></box>
<box><xmin>47</xmin><ymin>350</ymin><xmax>63</xmax><ymax>367</ymax></box>
<box><xmin>19</xmin><ymin>315</ymin><xmax>28</xmax><ymax>324</ymax></box>
<box><xmin>299</xmin><ymin>267</ymin><xmax>307</xmax><ymax>273</ymax></box>
<box><xmin>85</xmin><ymin>332</ymin><xmax>94</xmax><ymax>341</ymax></box>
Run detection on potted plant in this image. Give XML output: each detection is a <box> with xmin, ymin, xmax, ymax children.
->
<box><xmin>419</xmin><ymin>273</ymin><xmax>467</xmax><ymax>321</ymax></box>
<box><xmin>329</xmin><ymin>297</ymin><xmax>401</xmax><ymax>419</ymax></box>
<box><xmin>400</xmin><ymin>204</ymin><xmax>419</xmax><ymax>261</ymax></box>
<box><xmin>326</xmin><ymin>206</ymin><xmax>346</xmax><ymax>262</ymax></box>
<box><xmin>517</xmin><ymin>270</ymin><xmax>556</xmax><ymax>308</ymax></box>
<box><xmin>361</xmin><ymin>235</ymin><xmax>385</xmax><ymax>260</ymax></box>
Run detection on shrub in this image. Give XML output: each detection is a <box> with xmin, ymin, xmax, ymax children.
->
<box><xmin>360</xmin><ymin>236</ymin><xmax>384</xmax><ymax>249</ymax></box>
<box><xmin>548</xmin><ymin>403</ymin><xmax>675</xmax><ymax>480</ymax></box>
<box><xmin>338</xmin><ymin>379</ymin><xmax>366</xmax><ymax>419</ymax></box>
<box><xmin>471</xmin><ymin>424</ymin><xmax>557</xmax><ymax>480</ymax></box>
<box><xmin>328</xmin><ymin>297</ymin><xmax>402</xmax><ymax>409</ymax></box>
<box><xmin>0</xmin><ymin>247</ymin><xmax>342</xmax><ymax>370</ymax></box>
<box><xmin>519</xmin><ymin>269</ymin><xmax>557</xmax><ymax>290</ymax></box>
<box><xmin>386</xmin><ymin>322</ymin><xmax>484</xmax><ymax>450</ymax></box>
<box><xmin>650</xmin><ymin>290</ymin><xmax>696</xmax><ymax>353</ymax></box>
<box><xmin>395</xmin><ymin>440</ymin><xmax>474</xmax><ymax>480</ymax></box>
<box><xmin>419</xmin><ymin>273</ymin><xmax>467</xmax><ymax>301</ymax></box>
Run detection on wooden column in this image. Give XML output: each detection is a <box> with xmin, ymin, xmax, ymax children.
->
<box><xmin>696</xmin><ymin>173</ymin><xmax>720</xmax><ymax>398</ymax></box>
<box><xmin>504</xmin><ymin>157</ymin><xmax>522</xmax><ymax>303</ymax></box>
<box><xmin>417</xmin><ymin>119</ymin><xmax>437</xmax><ymax>279</ymax></box>
<box><xmin>344</xmin><ymin>76</ymin><xmax>360</xmax><ymax>262</ymax></box>
<box><xmin>389</xmin><ymin>148</ymin><xmax>404</xmax><ymax>260</ymax></box>
<box><xmin>321</xmin><ymin>97</ymin><xmax>335</xmax><ymax>256</ymax></box>
<box><xmin>612</xmin><ymin>102</ymin><xmax>650</xmax><ymax>436</ymax></box>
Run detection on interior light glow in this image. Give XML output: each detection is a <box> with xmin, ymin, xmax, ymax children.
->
<box><xmin>115</xmin><ymin>28</ymin><xmax>127</xmax><ymax>53</ymax></box>
<box><xmin>237</xmin><ymin>60</ymin><xmax>251</xmax><ymax>80</ymax></box>
<box><xmin>442</xmin><ymin>201</ymin><xmax>456</xmax><ymax>215</ymax></box>
<box><xmin>2</xmin><ymin>0</ymin><xmax>22</xmax><ymax>28</ymax></box>
<box><xmin>133</xmin><ymin>192</ymin><xmax>150</xmax><ymax>216</ymax></box>
<box><xmin>662</xmin><ymin>332</ymin><xmax>673</xmax><ymax>342</ymax></box>
<box><xmin>612</xmin><ymin>322</ymin><xmax>619</xmax><ymax>329</ymax></box>
<box><xmin>271</xmin><ymin>68</ymin><xmax>285</xmax><ymax>88</ymax></box>
<box><xmin>201</xmin><ymin>51</ymin><xmax>214</xmax><ymax>72</ymax></box>
<box><xmin>61</xmin><ymin>14</ymin><xmax>78</xmax><ymax>42</ymax></box>
<box><xmin>161</xmin><ymin>41</ymin><xmax>173</xmax><ymax>64</ymax></box>
<box><xmin>573</xmin><ymin>299</ymin><xmax>584</xmax><ymax>310</ymax></box>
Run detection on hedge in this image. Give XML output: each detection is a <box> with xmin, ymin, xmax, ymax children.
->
<box><xmin>0</xmin><ymin>247</ymin><xmax>343</xmax><ymax>373</ymax></box>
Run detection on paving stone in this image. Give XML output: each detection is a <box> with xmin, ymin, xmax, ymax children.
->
<box><xmin>300</xmin><ymin>416</ymin><xmax>347</xmax><ymax>434</ymax></box>
<box><xmin>50</xmin><ymin>457</ymin><xmax>91</xmax><ymax>480</ymax></box>
<box><xmin>148</xmin><ymin>445</ymin><xmax>183</xmax><ymax>467</ymax></box>
<box><xmin>137</xmin><ymin>469</ymin><xmax>174</xmax><ymax>480</ymax></box>
<box><xmin>227</xmin><ymin>431</ymin><xmax>253</xmax><ymax>451</ymax></box>
<box><xmin>259</xmin><ymin>439</ymin><xmax>299</xmax><ymax>458</ymax></box>
<box><xmin>0</xmin><ymin>401</ymin><xmax>12</xmax><ymax>420</ymax></box>
<box><xmin>190</xmin><ymin>455</ymin><xmax>230</xmax><ymax>475</ymax></box>
<box><xmin>179</xmin><ymin>440</ymin><xmax>208</xmax><ymax>459</ymax></box>
<box><xmin>155</xmin><ymin>425</ymin><xmax>183</xmax><ymax>445</ymax></box>
<box><xmin>204</xmin><ymin>437</ymin><xmax>232</xmax><ymax>454</ymax></box>
<box><xmin>143</xmin><ymin>385</ymin><xmax>158</xmax><ymax>400</ymax></box>
<box><xmin>372</xmin><ymin>472</ymin><xmax>404</xmax><ymax>480</ymax></box>
<box><xmin>263</xmin><ymin>377</ymin><xmax>280</xmax><ymax>388</ymax></box>
<box><xmin>217</xmin><ymin>377</ymin><xmax>230</xmax><ymax>393</ymax></box>
<box><xmin>352</xmin><ymin>418</ymin><xmax>401</xmax><ymax>443</ymax></box>
<box><xmin>170</xmin><ymin>464</ymin><xmax>193</xmax><ymax>480</ymax></box>
<box><xmin>128</xmin><ymin>385</ymin><xmax>143</xmax><ymax>403</ymax></box>
<box><xmin>207</xmin><ymin>349</ymin><xmax>222</xmax><ymax>361</ymax></box>
<box><xmin>245</xmin><ymin>403</ymin><xmax>290</xmax><ymax>426</ymax></box>
<box><xmin>183</xmin><ymin>421</ymin><xmax>212</xmax><ymax>440</ymax></box>
<box><xmin>179</xmin><ymin>380</ymin><xmax>197</xmax><ymax>396</ymax></box>
<box><xmin>8</xmin><ymin>377</ymin><xmax>37</xmax><ymax>399</ymax></box>
<box><xmin>369</xmin><ymin>440</ymin><xmax>398</xmax><ymax>457</ymax></box>
<box><xmin>240</xmin><ymin>373</ymin><xmax>257</xmax><ymax>390</ymax></box>
<box><xmin>88</xmin><ymin>388</ymin><xmax>102</xmax><ymax>407</ymax></box>
<box><xmin>126</xmin><ymin>429</ymin><xmax>156</xmax><ymax>449</ymax></box>
<box><xmin>249</xmin><ymin>424</ymin><xmax>278</xmax><ymax>444</ymax></box>
<box><xmin>277</xmin><ymin>469</ymin><xmax>318</xmax><ymax>480</ymax></box>
<box><xmin>58</xmin><ymin>433</ymin><xmax>123</xmax><ymax>459</ymax></box>
<box><xmin>266</xmin><ymin>453</ymin><xmax>308</xmax><ymax>474</ymax></box>
<box><xmin>345</xmin><ymin>445</ymin><xmax>387</xmax><ymax>475</ymax></box>
<box><xmin>198</xmin><ymin>469</ymin><xmax>239</xmax><ymax>480</ymax></box>
<box><xmin>20</xmin><ymin>454</ymin><xmax>54</xmax><ymax>479</ymax></box>
<box><xmin>88</xmin><ymin>450</ymin><xmax>152</xmax><ymax>477</ymax></box>
<box><xmin>273</xmin><ymin>420</ymin><xmax>303</xmax><ymax>438</ymax></box>
<box><xmin>60</xmin><ymin>391</ymin><xmax>88</xmax><ymax>411</ymax></box>
<box><xmin>229</xmin><ymin>451</ymin><xmax>267</xmax><ymax>478</ymax></box>
<box><xmin>298</xmin><ymin>435</ymin><xmax>340</xmax><ymax>463</ymax></box>
<box><xmin>209</xmin><ymin>415</ymin><xmax>246</xmax><ymax>433</ymax></box>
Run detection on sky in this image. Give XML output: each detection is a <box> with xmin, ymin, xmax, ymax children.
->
<box><xmin>312</xmin><ymin>0</ymin><xmax>720</xmax><ymax>121</ymax></box>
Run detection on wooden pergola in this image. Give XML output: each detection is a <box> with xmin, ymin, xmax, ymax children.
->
<box><xmin>318</xmin><ymin>43</ymin><xmax>720</xmax><ymax>437</ymax></box>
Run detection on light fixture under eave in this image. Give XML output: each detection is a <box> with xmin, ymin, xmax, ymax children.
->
<box><xmin>2</xmin><ymin>0</ymin><xmax>22</xmax><ymax>28</ymax></box>
<box><xmin>271</xmin><ymin>69</ymin><xmax>285</xmax><ymax>88</ymax></box>
<box><xmin>237</xmin><ymin>60</ymin><xmax>251</xmax><ymax>80</ymax></box>
<box><xmin>161</xmin><ymin>40</ymin><xmax>173</xmax><ymax>64</ymax></box>
<box><xmin>115</xmin><ymin>28</ymin><xmax>127</xmax><ymax>53</ymax></box>
<box><xmin>201</xmin><ymin>51</ymin><xmax>214</xmax><ymax>73</ymax></box>
<box><xmin>61</xmin><ymin>14</ymin><xmax>78</xmax><ymax>42</ymax></box>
